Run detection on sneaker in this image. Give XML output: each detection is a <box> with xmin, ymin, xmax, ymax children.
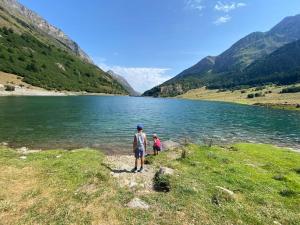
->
<box><xmin>131</xmin><ymin>167</ymin><xmax>138</xmax><ymax>173</ymax></box>
<box><xmin>138</xmin><ymin>167</ymin><xmax>144</xmax><ymax>173</ymax></box>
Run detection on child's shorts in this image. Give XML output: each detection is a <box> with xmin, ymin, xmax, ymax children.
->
<box><xmin>135</xmin><ymin>148</ymin><xmax>145</xmax><ymax>159</ymax></box>
<box><xmin>153</xmin><ymin>146</ymin><xmax>161</xmax><ymax>151</ymax></box>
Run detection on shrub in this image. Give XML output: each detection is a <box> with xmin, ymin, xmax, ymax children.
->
<box><xmin>4</xmin><ymin>85</ymin><xmax>15</xmax><ymax>91</ymax></box>
<box><xmin>154</xmin><ymin>173</ymin><xmax>171</xmax><ymax>192</ymax></box>
<box><xmin>247</xmin><ymin>93</ymin><xmax>255</xmax><ymax>98</ymax></box>
<box><xmin>18</xmin><ymin>56</ymin><xmax>26</xmax><ymax>61</ymax></box>
<box><xmin>26</xmin><ymin>63</ymin><xmax>39</xmax><ymax>72</ymax></box>
<box><xmin>254</xmin><ymin>92</ymin><xmax>264</xmax><ymax>97</ymax></box>
<box><xmin>281</xmin><ymin>86</ymin><xmax>300</xmax><ymax>94</ymax></box>
<box><xmin>273</xmin><ymin>174</ymin><xmax>287</xmax><ymax>181</ymax></box>
<box><xmin>294</xmin><ymin>168</ymin><xmax>300</xmax><ymax>174</ymax></box>
<box><xmin>279</xmin><ymin>189</ymin><xmax>297</xmax><ymax>197</ymax></box>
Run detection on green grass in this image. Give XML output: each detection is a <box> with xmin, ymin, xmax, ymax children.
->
<box><xmin>0</xmin><ymin>143</ymin><xmax>299</xmax><ymax>224</ymax></box>
<box><xmin>0</xmin><ymin>27</ymin><xmax>127</xmax><ymax>94</ymax></box>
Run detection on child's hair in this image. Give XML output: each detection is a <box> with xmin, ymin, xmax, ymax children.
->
<box><xmin>153</xmin><ymin>133</ymin><xmax>158</xmax><ymax>138</ymax></box>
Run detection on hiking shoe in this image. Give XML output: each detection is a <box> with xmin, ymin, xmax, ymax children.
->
<box><xmin>131</xmin><ymin>168</ymin><xmax>138</xmax><ymax>173</ymax></box>
<box><xmin>138</xmin><ymin>167</ymin><xmax>144</xmax><ymax>173</ymax></box>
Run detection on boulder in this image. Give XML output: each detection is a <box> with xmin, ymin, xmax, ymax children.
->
<box><xmin>158</xmin><ymin>167</ymin><xmax>174</xmax><ymax>176</ymax></box>
<box><xmin>161</xmin><ymin>140</ymin><xmax>180</xmax><ymax>150</ymax></box>
<box><xmin>127</xmin><ymin>198</ymin><xmax>149</xmax><ymax>209</ymax></box>
<box><xmin>1</xmin><ymin>142</ymin><xmax>8</xmax><ymax>146</ymax></box>
<box><xmin>17</xmin><ymin>147</ymin><xmax>29</xmax><ymax>153</ymax></box>
<box><xmin>215</xmin><ymin>186</ymin><xmax>236</xmax><ymax>201</ymax></box>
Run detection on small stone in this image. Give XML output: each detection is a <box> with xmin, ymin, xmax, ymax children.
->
<box><xmin>127</xmin><ymin>198</ymin><xmax>149</xmax><ymax>209</ymax></box>
<box><xmin>20</xmin><ymin>156</ymin><xmax>27</xmax><ymax>160</ymax></box>
<box><xmin>56</xmin><ymin>155</ymin><xmax>62</xmax><ymax>158</ymax></box>
<box><xmin>158</xmin><ymin>167</ymin><xmax>174</xmax><ymax>176</ymax></box>
<box><xmin>215</xmin><ymin>186</ymin><xmax>236</xmax><ymax>201</ymax></box>
<box><xmin>18</xmin><ymin>147</ymin><xmax>28</xmax><ymax>153</ymax></box>
<box><xmin>129</xmin><ymin>181</ymin><xmax>138</xmax><ymax>188</ymax></box>
<box><xmin>1</xmin><ymin>142</ymin><xmax>8</xmax><ymax>146</ymax></box>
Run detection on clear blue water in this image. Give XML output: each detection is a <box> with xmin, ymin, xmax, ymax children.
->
<box><xmin>0</xmin><ymin>96</ymin><xmax>299</xmax><ymax>153</ymax></box>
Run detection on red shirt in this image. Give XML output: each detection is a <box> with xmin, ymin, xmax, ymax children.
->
<box><xmin>154</xmin><ymin>138</ymin><xmax>161</xmax><ymax>148</ymax></box>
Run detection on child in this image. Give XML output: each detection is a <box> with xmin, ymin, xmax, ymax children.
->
<box><xmin>152</xmin><ymin>134</ymin><xmax>161</xmax><ymax>155</ymax></box>
<box><xmin>132</xmin><ymin>124</ymin><xmax>147</xmax><ymax>173</ymax></box>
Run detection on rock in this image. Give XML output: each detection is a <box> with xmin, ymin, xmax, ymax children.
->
<box><xmin>273</xmin><ymin>221</ymin><xmax>282</xmax><ymax>225</ymax></box>
<box><xmin>18</xmin><ymin>147</ymin><xmax>29</xmax><ymax>153</ymax></box>
<box><xmin>1</xmin><ymin>142</ymin><xmax>8</xmax><ymax>146</ymax></box>
<box><xmin>0</xmin><ymin>84</ymin><xmax>5</xmax><ymax>91</ymax></box>
<box><xmin>296</xmin><ymin>104</ymin><xmax>300</xmax><ymax>108</ymax></box>
<box><xmin>19</xmin><ymin>156</ymin><xmax>27</xmax><ymax>160</ymax></box>
<box><xmin>215</xmin><ymin>186</ymin><xmax>236</xmax><ymax>201</ymax></box>
<box><xmin>127</xmin><ymin>198</ymin><xmax>149</xmax><ymax>209</ymax></box>
<box><xmin>158</xmin><ymin>167</ymin><xmax>174</xmax><ymax>176</ymax></box>
<box><xmin>56</xmin><ymin>155</ymin><xmax>62</xmax><ymax>158</ymax></box>
<box><xmin>56</xmin><ymin>63</ymin><xmax>66</xmax><ymax>71</ymax></box>
<box><xmin>129</xmin><ymin>181</ymin><xmax>138</xmax><ymax>188</ymax></box>
<box><xmin>161</xmin><ymin>140</ymin><xmax>180</xmax><ymax>150</ymax></box>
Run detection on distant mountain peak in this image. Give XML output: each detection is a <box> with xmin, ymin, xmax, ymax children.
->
<box><xmin>107</xmin><ymin>70</ymin><xmax>140</xmax><ymax>96</ymax></box>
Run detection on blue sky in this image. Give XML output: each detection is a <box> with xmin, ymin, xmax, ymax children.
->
<box><xmin>19</xmin><ymin>0</ymin><xmax>300</xmax><ymax>92</ymax></box>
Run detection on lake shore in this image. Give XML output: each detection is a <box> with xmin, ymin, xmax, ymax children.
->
<box><xmin>0</xmin><ymin>143</ymin><xmax>299</xmax><ymax>224</ymax></box>
<box><xmin>0</xmin><ymin>71</ymin><xmax>122</xmax><ymax>96</ymax></box>
<box><xmin>178</xmin><ymin>85</ymin><xmax>300</xmax><ymax>111</ymax></box>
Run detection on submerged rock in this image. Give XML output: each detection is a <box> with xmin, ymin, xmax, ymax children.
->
<box><xmin>127</xmin><ymin>198</ymin><xmax>149</xmax><ymax>209</ymax></box>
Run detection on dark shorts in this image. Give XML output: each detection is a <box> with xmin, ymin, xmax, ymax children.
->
<box><xmin>135</xmin><ymin>148</ymin><xmax>145</xmax><ymax>159</ymax></box>
<box><xmin>153</xmin><ymin>146</ymin><xmax>161</xmax><ymax>151</ymax></box>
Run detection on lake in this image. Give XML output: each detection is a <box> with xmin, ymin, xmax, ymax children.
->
<box><xmin>0</xmin><ymin>96</ymin><xmax>299</xmax><ymax>153</ymax></box>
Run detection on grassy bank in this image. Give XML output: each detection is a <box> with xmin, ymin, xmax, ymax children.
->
<box><xmin>0</xmin><ymin>143</ymin><xmax>299</xmax><ymax>224</ymax></box>
<box><xmin>178</xmin><ymin>85</ymin><xmax>300</xmax><ymax>111</ymax></box>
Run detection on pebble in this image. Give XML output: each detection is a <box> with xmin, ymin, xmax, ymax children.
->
<box><xmin>127</xmin><ymin>198</ymin><xmax>150</xmax><ymax>209</ymax></box>
<box><xmin>19</xmin><ymin>156</ymin><xmax>27</xmax><ymax>160</ymax></box>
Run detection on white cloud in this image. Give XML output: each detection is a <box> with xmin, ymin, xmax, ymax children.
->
<box><xmin>214</xmin><ymin>1</ymin><xmax>246</xmax><ymax>13</ymax></box>
<box><xmin>94</xmin><ymin>58</ymin><xmax>172</xmax><ymax>93</ymax></box>
<box><xmin>185</xmin><ymin>0</ymin><xmax>204</xmax><ymax>12</ymax></box>
<box><xmin>214</xmin><ymin>15</ymin><xmax>231</xmax><ymax>25</ymax></box>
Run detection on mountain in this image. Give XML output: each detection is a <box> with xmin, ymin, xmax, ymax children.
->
<box><xmin>107</xmin><ymin>70</ymin><xmax>140</xmax><ymax>96</ymax></box>
<box><xmin>143</xmin><ymin>14</ymin><xmax>300</xmax><ymax>97</ymax></box>
<box><xmin>0</xmin><ymin>0</ymin><xmax>92</xmax><ymax>63</ymax></box>
<box><xmin>0</xmin><ymin>0</ymin><xmax>128</xmax><ymax>94</ymax></box>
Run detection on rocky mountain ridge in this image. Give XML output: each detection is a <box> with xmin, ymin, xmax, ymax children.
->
<box><xmin>0</xmin><ymin>0</ymin><xmax>93</xmax><ymax>63</ymax></box>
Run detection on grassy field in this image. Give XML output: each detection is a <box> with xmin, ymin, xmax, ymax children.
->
<box><xmin>0</xmin><ymin>143</ymin><xmax>299</xmax><ymax>225</ymax></box>
<box><xmin>178</xmin><ymin>85</ymin><xmax>300</xmax><ymax>111</ymax></box>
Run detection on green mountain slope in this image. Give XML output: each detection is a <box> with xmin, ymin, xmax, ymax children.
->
<box><xmin>0</xmin><ymin>1</ymin><xmax>128</xmax><ymax>94</ymax></box>
<box><xmin>144</xmin><ymin>14</ymin><xmax>300</xmax><ymax>97</ymax></box>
